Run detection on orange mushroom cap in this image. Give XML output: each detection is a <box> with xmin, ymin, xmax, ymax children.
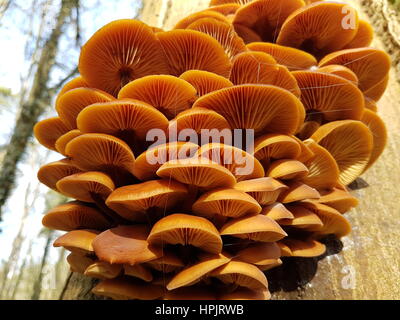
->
<box><xmin>360</xmin><ymin>109</ymin><xmax>387</xmax><ymax>171</ymax></box>
<box><xmin>235</xmin><ymin>242</ymin><xmax>281</xmax><ymax>266</ymax></box>
<box><xmin>123</xmin><ymin>264</ymin><xmax>153</xmax><ymax>282</ymax></box>
<box><xmin>65</xmin><ymin>133</ymin><xmax>136</xmax><ymax>176</ymax></box>
<box><xmin>319</xmin><ymin>48</ymin><xmax>391</xmax><ymax>93</ymax></box>
<box><xmin>281</xmin><ymin>238</ymin><xmax>326</xmax><ymax>257</ymax></box>
<box><xmin>363</xmin><ymin>74</ymin><xmax>389</xmax><ymax>102</ymax></box>
<box><xmin>57</xmin><ymin>76</ymin><xmax>89</xmax><ymax>98</ymax></box>
<box><xmin>105</xmin><ymin>179</ymin><xmax>188</xmax><ymax>222</ymax></box>
<box><xmin>277</xmin><ymin>2</ymin><xmax>359</xmax><ymax>57</ymax></box>
<box><xmin>234</xmin><ymin>177</ymin><xmax>288</xmax><ymax>206</ymax></box>
<box><xmin>343</xmin><ymin>20</ymin><xmax>374</xmax><ymax>49</ymax></box>
<box><xmin>197</xmin><ymin>143</ymin><xmax>265</xmax><ymax>181</ymax></box>
<box><xmin>79</xmin><ymin>19</ymin><xmax>169</xmax><ymax>96</ymax></box>
<box><xmin>55</xmin><ymin>87</ymin><xmax>114</xmax><ymax>129</ymax></box>
<box><xmin>34</xmin><ymin>117</ymin><xmax>71</xmax><ymax>150</ymax></box>
<box><xmin>66</xmin><ymin>253</ymin><xmax>95</xmax><ymax>274</ymax></box>
<box><xmin>179</xmin><ymin>70</ymin><xmax>233</xmax><ymax>96</ymax></box>
<box><xmin>37</xmin><ymin>159</ymin><xmax>81</xmax><ymax>191</ymax></box>
<box><xmin>280</xmin><ymin>205</ymin><xmax>323</xmax><ymax>230</ymax></box>
<box><xmin>56</xmin><ymin>171</ymin><xmax>115</xmax><ymax>203</ymax></box>
<box><xmin>247</xmin><ymin>42</ymin><xmax>317</xmax><ymax>71</ymax></box>
<box><xmin>42</xmin><ymin>201</ymin><xmax>110</xmax><ymax>231</ymax></box>
<box><xmin>317</xmin><ymin>187</ymin><xmax>359</xmax><ymax>214</ymax></box>
<box><xmin>302</xmin><ymin>139</ymin><xmax>340</xmax><ymax>189</ymax></box>
<box><xmin>148</xmin><ymin>213</ymin><xmax>223</xmax><ymax>254</ymax></box>
<box><xmin>207</xmin><ymin>3</ymin><xmax>241</xmax><ymax>16</ymax></box>
<box><xmin>167</xmin><ymin>252</ymin><xmax>230</xmax><ymax>290</ymax></box>
<box><xmin>192</xmin><ymin>188</ymin><xmax>261</xmax><ymax>219</ymax></box>
<box><xmin>174</xmin><ymin>10</ymin><xmax>230</xmax><ymax>29</ymax></box>
<box><xmin>210</xmin><ymin>260</ymin><xmax>268</xmax><ymax>290</ymax></box>
<box><xmin>92</xmin><ymin>225</ymin><xmax>162</xmax><ymax>265</ymax></box>
<box><xmin>220</xmin><ymin>214</ymin><xmax>287</xmax><ymax>242</ymax></box>
<box><xmin>53</xmin><ymin>229</ymin><xmax>100</xmax><ymax>255</ymax></box>
<box><xmin>76</xmin><ymin>99</ymin><xmax>169</xmax><ymax>140</ymax></box>
<box><xmin>117</xmin><ymin>76</ymin><xmax>197</xmax><ymax>119</ymax></box>
<box><xmin>55</xmin><ymin>129</ymin><xmax>83</xmax><ymax>156</ymax></box>
<box><xmin>292</xmin><ymin>71</ymin><xmax>365</xmax><ymax>121</ymax></box>
<box><xmin>210</xmin><ymin>0</ymin><xmax>253</xmax><ymax>6</ymax></box>
<box><xmin>310</xmin><ymin>120</ymin><xmax>374</xmax><ymax>185</ymax></box>
<box><xmin>266</xmin><ymin>159</ymin><xmax>309</xmax><ymax>180</ymax></box>
<box><xmin>233</xmin><ymin>0</ymin><xmax>305</xmax><ymax>43</ymax></box>
<box><xmin>169</xmin><ymin>107</ymin><xmax>231</xmax><ymax>136</ymax></box>
<box><xmin>278</xmin><ymin>181</ymin><xmax>320</xmax><ymax>203</ymax></box>
<box><xmin>317</xmin><ymin>64</ymin><xmax>359</xmax><ymax>85</ymax></box>
<box><xmin>186</xmin><ymin>18</ymin><xmax>247</xmax><ymax>59</ymax></box>
<box><xmin>233</xmin><ymin>24</ymin><xmax>262</xmax><ymax>43</ymax></box>
<box><xmin>253</xmin><ymin>134</ymin><xmax>302</xmax><ymax>164</ymax></box>
<box><xmin>157</xmin><ymin>29</ymin><xmax>231</xmax><ymax>77</ymax></box>
<box><xmin>193</xmin><ymin>85</ymin><xmax>305</xmax><ymax>135</ymax></box>
<box><xmin>84</xmin><ymin>261</ymin><xmax>122</xmax><ymax>280</ymax></box>
<box><xmin>156</xmin><ymin>157</ymin><xmax>236</xmax><ymax>189</ymax></box>
<box><xmin>92</xmin><ymin>277</ymin><xmax>164</xmax><ymax>300</ymax></box>
<box><xmin>145</xmin><ymin>251</ymin><xmax>185</xmax><ymax>274</ymax></box>
<box><xmin>230</xmin><ymin>51</ymin><xmax>301</xmax><ymax>97</ymax></box>
<box><xmin>133</xmin><ymin>142</ymin><xmax>199</xmax><ymax>181</ymax></box>
<box><xmin>261</xmin><ymin>202</ymin><xmax>295</xmax><ymax>221</ymax></box>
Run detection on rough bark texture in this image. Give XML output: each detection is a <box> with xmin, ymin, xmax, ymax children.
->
<box><xmin>0</xmin><ymin>0</ymin><xmax>77</xmax><ymax>220</ymax></box>
<box><xmin>59</xmin><ymin>0</ymin><xmax>400</xmax><ymax>300</ymax></box>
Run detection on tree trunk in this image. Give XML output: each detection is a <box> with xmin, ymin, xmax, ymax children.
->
<box><xmin>0</xmin><ymin>0</ymin><xmax>77</xmax><ymax>220</ymax></box>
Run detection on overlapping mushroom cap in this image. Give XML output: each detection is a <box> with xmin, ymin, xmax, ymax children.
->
<box><xmin>35</xmin><ymin>0</ymin><xmax>389</xmax><ymax>301</ymax></box>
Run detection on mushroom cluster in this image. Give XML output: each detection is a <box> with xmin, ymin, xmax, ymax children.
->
<box><xmin>34</xmin><ymin>0</ymin><xmax>389</xmax><ymax>300</ymax></box>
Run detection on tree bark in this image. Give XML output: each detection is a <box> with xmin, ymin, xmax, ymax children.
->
<box><xmin>0</xmin><ymin>0</ymin><xmax>77</xmax><ymax>220</ymax></box>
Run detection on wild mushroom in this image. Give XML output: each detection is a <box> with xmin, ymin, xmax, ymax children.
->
<box><xmin>174</xmin><ymin>10</ymin><xmax>230</xmax><ymax>29</ymax></box>
<box><xmin>92</xmin><ymin>225</ymin><xmax>162</xmax><ymax>265</ymax></box>
<box><xmin>92</xmin><ymin>277</ymin><xmax>164</xmax><ymax>300</ymax></box>
<box><xmin>210</xmin><ymin>260</ymin><xmax>268</xmax><ymax>290</ymax></box>
<box><xmin>278</xmin><ymin>181</ymin><xmax>320</xmax><ymax>203</ymax></box>
<box><xmin>280</xmin><ymin>239</ymin><xmax>326</xmax><ymax>258</ymax></box>
<box><xmin>55</xmin><ymin>130</ymin><xmax>82</xmax><ymax>156</ymax></box>
<box><xmin>360</xmin><ymin>109</ymin><xmax>387</xmax><ymax>171</ymax></box>
<box><xmin>292</xmin><ymin>71</ymin><xmax>365</xmax><ymax>121</ymax></box>
<box><xmin>279</xmin><ymin>205</ymin><xmax>323</xmax><ymax>230</ymax></box>
<box><xmin>207</xmin><ymin>3</ymin><xmax>240</xmax><ymax>17</ymax></box>
<box><xmin>234</xmin><ymin>177</ymin><xmax>288</xmax><ymax>206</ymax></box>
<box><xmin>261</xmin><ymin>202</ymin><xmax>294</xmax><ymax>221</ymax></box>
<box><xmin>253</xmin><ymin>134</ymin><xmax>302</xmax><ymax>166</ymax></box>
<box><xmin>301</xmin><ymin>139</ymin><xmax>340</xmax><ymax>189</ymax></box>
<box><xmin>233</xmin><ymin>0</ymin><xmax>305</xmax><ymax>43</ymax></box>
<box><xmin>169</xmin><ymin>107</ymin><xmax>231</xmax><ymax>139</ymax></box>
<box><xmin>318</xmin><ymin>48</ymin><xmax>391</xmax><ymax>94</ymax></box>
<box><xmin>53</xmin><ymin>229</ymin><xmax>100</xmax><ymax>255</ymax></box>
<box><xmin>209</xmin><ymin>0</ymin><xmax>252</xmax><ymax>6</ymax></box>
<box><xmin>192</xmin><ymin>85</ymin><xmax>305</xmax><ymax>136</ymax></box>
<box><xmin>66</xmin><ymin>253</ymin><xmax>95</xmax><ymax>274</ymax></box>
<box><xmin>57</xmin><ymin>76</ymin><xmax>89</xmax><ymax>97</ymax></box>
<box><xmin>65</xmin><ymin>133</ymin><xmax>136</xmax><ymax>183</ymax></box>
<box><xmin>343</xmin><ymin>20</ymin><xmax>374</xmax><ymax>49</ymax></box>
<box><xmin>266</xmin><ymin>159</ymin><xmax>309</xmax><ymax>180</ymax></box>
<box><xmin>229</xmin><ymin>51</ymin><xmax>300</xmax><ymax>97</ymax></box>
<box><xmin>300</xmin><ymin>200</ymin><xmax>352</xmax><ymax>238</ymax></box>
<box><xmin>179</xmin><ymin>70</ymin><xmax>233</xmax><ymax>96</ymax></box>
<box><xmin>234</xmin><ymin>242</ymin><xmax>281</xmax><ymax>271</ymax></box>
<box><xmin>133</xmin><ymin>142</ymin><xmax>199</xmax><ymax>181</ymax></box>
<box><xmin>277</xmin><ymin>2</ymin><xmax>359</xmax><ymax>58</ymax></box>
<box><xmin>317</xmin><ymin>187</ymin><xmax>359</xmax><ymax>214</ymax></box>
<box><xmin>167</xmin><ymin>253</ymin><xmax>230</xmax><ymax>290</ymax></box>
<box><xmin>363</xmin><ymin>74</ymin><xmax>389</xmax><ymax>102</ymax></box>
<box><xmin>192</xmin><ymin>188</ymin><xmax>261</xmax><ymax>219</ymax></box>
<box><xmin>37</xmin><ymin>159</ymin><xmax>81</xmax><ymax>191</ymax></box>
<box><xmin>197</xmin><ymin>143</ymin><xmax>265</xmax><ymax>181</ymax></box>
<box><xmin>145</xmin><ymin>251</ymin><xmax>185</xmax><ymax>274</ymax></box>
<box><xmin>156</xmin><ymin>157</ymin><xmax>236</xmax><ymax>190</ymax></box>
<box><xmin>42</xmin><ymin>202</ymin><xmax>110</xmax><ymax>231</ymax></box>
<box><xmin>310</xmin><ymin>120</ymin><xmax>374</xmax><ymax>185</ymax></box>
<box><xmin>105</xmin><ymin>180</ymin><xmax>188</xmax><ymax>222</ymax></box>
<box><xmin>34</xmin><ymin>117</ymin><xmax>71</xmax><ymax>151</ymax></box>
<box><xmin>79</xmin><ymin>19</ymin><xmax>170</xmax><ymax>96</ymax></box>
<box><xmin>123</xmin><ymin>264</ymin><xmax>153</xmax><ymax>282</ymax></box>
<box><xmin>84</xmin><ymin>261</ymin><xmax>123</xmax><ymax>279</ymax></box>
<box><xmin>147</xmin><ymin>213</ymin><xmax>223</xmax><ymax>254</ymax></box>
<box><xmin>317</xmin><ymin>64</ymin><xmax>358</xmax><ymax>85</ymax></box>
<box><xmin>117</xmin><ymin>76</ymin><xmax>197</xmax><ymax>119</ymax></box>
<box><xmin>55</xmin><ymin>87</ymin><xmax>114</xmax><ymax>129</ymax></box>
<box><xmin>186</xmin><ymin>18</ymin><xmax>247</xmax><ymax>59</ymax></box>
<box><xmin>220</xmin><ymin>214</ymin><xmax>287</xmax><ymax>242</ymax></box>
<box><xmin>246</xmin><ymin>42</ymin><xmax>317</xmax><ymax>71</ymax></box>
<box><xmin>157</xmin><ymin>29</ymin><xmax>232</xmax><ymax>77</ymax></box>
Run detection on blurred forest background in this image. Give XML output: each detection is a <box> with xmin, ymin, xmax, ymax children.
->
<box><xmin>0</xmin><ymin>0</ymin><xmax>399</xmax><ymax>300</ymax></box>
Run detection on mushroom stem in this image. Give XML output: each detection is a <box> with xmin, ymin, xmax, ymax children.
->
<box><xmin>117</xmin><ymin>130</ymin><xmax>146</xmax><ymax>157</ymax></box>
<box><xmin>298</xmin><ymin>111</ymin><xmax>323</xmax><ymax>139</ymax></box>
<box><xmin>90</xmin><ymin>192</ymin><xmax>130</xmax><ymax>226</ymax></box>
<box><xmin>181</xmin><ymin>185</ymin><xmax>199</xmax><ymax>212</ymax></box>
